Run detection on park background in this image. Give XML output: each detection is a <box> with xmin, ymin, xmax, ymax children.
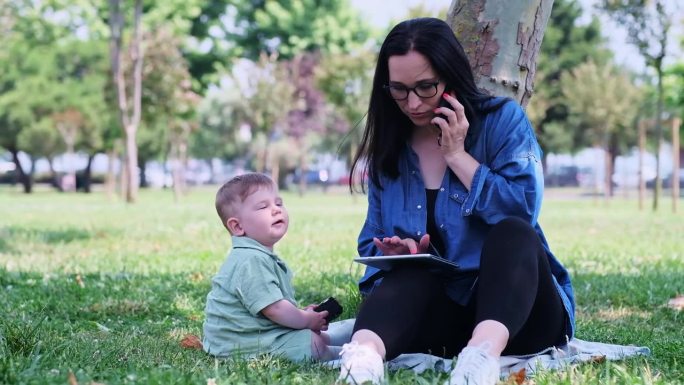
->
<box><xmin>1</xmin><ymin>0</ymin><xmax>683</xmax><ymax>384</ymax></box>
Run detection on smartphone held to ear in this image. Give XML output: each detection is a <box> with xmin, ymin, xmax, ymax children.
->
<box><xmin>434</xmin><ymin>91</ymin><xmax>454</xmax><ymax>125</ymax></box>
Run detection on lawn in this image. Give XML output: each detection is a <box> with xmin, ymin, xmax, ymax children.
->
<box><xmin>0</xmin><ymin>186</ymin><xmax>682</xmax><ymax>384</ymax></box>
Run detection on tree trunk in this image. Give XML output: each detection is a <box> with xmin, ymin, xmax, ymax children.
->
<box><xmin>109</xmin><ymin>0</ymin><xmax>144</xmax><ymax>203</ymax></box>
<box><xmin>46</xmin><ymin>157</ymin><xmax>62</xmax><ymax>191</ymax></box>
<box><xmin>10</xmin><ymin>148</ymin><xmax>32</xmax><ymax>193</ymax></box>
<box><xmin>81</xmin><ymin>153</ymin><xmax>95</xmax><ymax>193</ymax></box>
<box><xmin>672</xmin><ymin>117</ymin><xmax>680</xmax><ymax>213</ymax></box>
<box><xmin>138</xmin><ymin>157</ymin><xmax>148</xmax><ymax>188</ymax></box>
<box><xmin>638</xmin><ymin>120</ymin><xmax>646</xmax><ymax>210</ymax></box>
<box><xmin>447</xmin><ymin>0</ymin><xmax>554</xmax><ymax>107</ymax></box>
<box><xmin>105</xmin><ymin>149</ymin><xmax>116</xmax><ymax>199</ymax></box>
<box><xmin>652</xmin><ymin>65</ymin><xmax>664</xmax><ymax>211</ymax></box>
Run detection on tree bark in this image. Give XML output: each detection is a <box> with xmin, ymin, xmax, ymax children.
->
<box><xmin>447</xmin><ymin>0</ymin><xmax>554</xmax><ymax>108</ymax></box>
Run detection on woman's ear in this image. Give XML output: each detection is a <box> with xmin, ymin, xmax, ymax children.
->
<box><xmin>227</xmin><ymin>217</ymin><xmax>244</xmax><ymax>235</ymax></box>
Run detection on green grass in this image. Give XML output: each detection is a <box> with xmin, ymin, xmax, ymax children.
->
<box><xmin>0</xmin><ymin>186</ymin><xmax>682</xmax><ymax>384</ymax></box>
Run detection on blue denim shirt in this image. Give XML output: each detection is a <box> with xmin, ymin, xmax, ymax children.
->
<box><xmin>357</xmin><ymin>98</ymin><xmax>576</xmax><ymax>339</ymax></box>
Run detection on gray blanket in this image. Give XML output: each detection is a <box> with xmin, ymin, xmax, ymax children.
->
<box><xmin>326</xmin><ymin>319</ymin><xmax>650</xmax><ymax>376</ymax></box>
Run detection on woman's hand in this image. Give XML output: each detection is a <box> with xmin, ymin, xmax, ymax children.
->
<box><xmin>373</xmin><ymin>234</ymin><xmax>431</xmax><ymax>255</ymax></box>
<box><xmin>432</xmin><ymin>92</ymin><xmax>469</xmax><ymax>156</ymax></box>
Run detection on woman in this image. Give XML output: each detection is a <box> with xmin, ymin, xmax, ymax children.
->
<box><xmin>338</xmin><ymin>18</ymin><xmax>575</xmax><ymax>385</ymax></box>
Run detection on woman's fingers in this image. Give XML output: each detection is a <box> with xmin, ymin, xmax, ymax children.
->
<box><xmin>418</xmin><ymin>234</ymin><xmax>431</xmax><ymax>253</ymax></box>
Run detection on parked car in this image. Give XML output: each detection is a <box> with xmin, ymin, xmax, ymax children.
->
<box><xmin>545</xmin><ymin>166</ymin><xmax>580</xmax><ymax>187</ymax></box>
<box><xmin>290</xmin><ymin>169</ymin><xmax>330</xmax><ymax>185</ymax></box>
<box><xmin>646</xmin><ymin>169</ymin><xmax>684</xmax><ymax>189</ymax></box>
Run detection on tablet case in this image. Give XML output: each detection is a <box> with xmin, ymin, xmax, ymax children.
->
<box><xmin>354</xmin><ymin>253</ymin><xmax>460</xmax><ymax>273</ymax></box>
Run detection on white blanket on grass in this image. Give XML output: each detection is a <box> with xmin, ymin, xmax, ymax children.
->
<box><xmin>325</xmin><ymin>319</ymin><xmax>650</xmax><ymax>376</ymax></box>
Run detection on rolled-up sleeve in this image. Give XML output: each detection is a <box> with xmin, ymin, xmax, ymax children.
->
<box><xmin>461</xmin><ymin>104</ymin><xmax>544</xmax><ymax>225</ymax></box>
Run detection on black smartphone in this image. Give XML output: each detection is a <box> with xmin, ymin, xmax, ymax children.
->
<box><xmin>434</xmin><ymin>90</ymin><xmax>454</xmax><ymax>125</ymax></box>
<box><xmin>313</xmin><ymin>297</ymin><xmax>343</xmax><ymax>323</ymax></box>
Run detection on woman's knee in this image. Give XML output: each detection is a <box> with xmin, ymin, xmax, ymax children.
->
<box><xmin>489</xmin><ymin>217</ymin><xmax>536</xmax><ymax>241</ymax></box>
<box><xmin>481</xmin><ymin>217</ymin><xmax>542</xmax><ymax>267</ymax></box>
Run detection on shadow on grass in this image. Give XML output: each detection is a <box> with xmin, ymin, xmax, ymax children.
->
<box><xmin>0</xmin><ymin>226</ymin><xmax>93</xmax><ymax>252</ymax></box>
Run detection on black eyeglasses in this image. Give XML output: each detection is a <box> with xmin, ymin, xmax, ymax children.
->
<box><xmin>383</xmin><ymin>81</ymin><xmax>440</xmax><ymax>101</ymax></box>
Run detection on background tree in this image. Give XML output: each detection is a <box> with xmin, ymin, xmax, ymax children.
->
<box><xmin>108</xmin><ymin>0</ymin><xmax>144</xmax><ymax>203</ymax></box>
<box><xmin>0</xmin><ymin>0</ymin><xmax>69</xmax><ymax>193</ymax></box>
<box><xmin>600</xmin><ymin>0</ymin><xmax>675</xmax><ymax>210</ymax></box>
<box><xmin>315</xmin><ymin>49</ymin><xmax>375</xmax><ymax>169</ymax></box>
<box><xmin>227</xmin><ymin>0</ymin><xmax>371</xmax><ymax>60</ymax></box>
<box><xmin>561</xmin><ymin>61</ymin><xmax>642</xmax><ymax>198</ymax></box>
<box><xmin>528</xmin><ymin>0</ymin><xmax>611</xmax><ymax>165</ymax></box>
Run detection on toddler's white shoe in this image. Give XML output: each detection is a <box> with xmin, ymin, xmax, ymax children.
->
<box><xmin>337</xmin><ymin>341</ymin><xmax>384</xmax><ymax>384</ymax></box>
<box><xmin>445</xmin><ymin>344</ymin><xmax>500</xmax><ymax>385</ymax></box>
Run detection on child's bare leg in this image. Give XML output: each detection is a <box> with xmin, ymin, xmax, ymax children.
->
<box><xmin>311</xmin><ymin>332</ymin><xmax>337</xmax><ymax>361</ymax></box>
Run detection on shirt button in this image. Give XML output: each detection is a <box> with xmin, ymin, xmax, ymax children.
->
<box><xmin>411</xmin><ymin>170</ymin><xmax>416</xmax><ymax>174</ymax></box>
<box><xmin>465</xmin><ymin>209</ymin><xmax>471</xmax><ymax>213</ymax></box>
<box><xmin>440</xmin><ymin>187</ymin><xmax>445</xmax><ymax>192</ymax></box>
<box><xmin>439</xmin><ymin>224</ymin><xmax>444</xmax><ymax>229</ymax></box>
<box><xmin>416</xmin><ymin>231</ymin><xmax>422</xmax><ymax>236</ymax></box>
<box><xmin>417</xmin><ymin>205</ymin><xmax>422</xmax><ymax>209</ymax></box>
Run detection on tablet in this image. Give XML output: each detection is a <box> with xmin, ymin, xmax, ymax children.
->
<box><xmin>354</xmin><ymin>254</ymin><xmax>460</xmax><ymax>273</ymax></box>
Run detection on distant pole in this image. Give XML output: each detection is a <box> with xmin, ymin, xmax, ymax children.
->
<box><xmin>638</xmin><ymin>120</ymin><xmax>646</xmax><ymax>211</ymax></box>
<box><xmin>673</xmin><ymin>118</ymin><xmax>681</xmax><ymax>213</ymax></box>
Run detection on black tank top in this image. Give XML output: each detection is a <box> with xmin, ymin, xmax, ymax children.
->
<box><xmin>425</xmin><ymin>188</ymin><xmax>446</xmax><ymax>257</ymax></box>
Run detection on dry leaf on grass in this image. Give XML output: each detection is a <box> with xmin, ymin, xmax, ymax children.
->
<box><xmin>667</xmin><ymin>295</ymin><xmax>684</xmax><ymax>311</ymax></box>
<box><xmin>507</xmin><ymin>368</ymin><xmax>526</xmax><ymax>384</ymax></box>
<box><xmin>206</xmin><ymin>378</ymin><xmax>217</xmax><ymax>385</ymax></box>
<box><xmin>180</xmin><ymin>334</ymin><xmax>203</xmax><ymax>350</ymax></box>
<box><xmin>75</xmin><ymin>274</ymin><xmax>85</xmax><ymax>288</ymax></box>
<box><xmin>589</xmin><ymin>355</ymin><xmax>606</xmax><ymax>364</ymax></box>
<box><xmin>68</xmin><ymin>371</ymin><xmax>79</xmax><ymax>385</ymax></box>
<box><xmin>189</xmin><ymin>272</ymin><xmax>205</xmax><ymax>282</ymax></box>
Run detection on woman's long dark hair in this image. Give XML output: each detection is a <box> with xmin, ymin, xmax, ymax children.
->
<box><xmin>349</xmin><ymin>17</ymin><xmax>504</xmax><ymax>192</ymax></box>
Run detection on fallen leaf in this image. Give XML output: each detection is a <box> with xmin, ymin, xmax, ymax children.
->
<box><xmin>507</xmin><ymin>368</ymin><xmax>526</xmax><ymax>385</ymax></box>
<box><xmin>89</xmin><ymin>382</ymin><xmax>107</xmax><ymax>385</ymax></box>
<box><xmin>94</xmin><ymin>322</ymin><xmax>111</xmax><ymax>333</ymax></box>
<box><xmin>206</xmin><ymin>378</ymin><xmax>217</xmax><ymax>385</ymax></box>
<box><xmin>189</xmin><ymin>272</ymin><xmax>204</xmax><ymax>282</ymax></box>
<box><xmin>667</xmin><ymin>295</ymin><xmax>684</xmax><ymax>311</ymax></box>
<box><xmin>68</xmin><ymin>371</ymin><xmax>79</xmax><ymax>385</ymax></box>
<box><xmin>589</xmin><ymin>355</ymin><xmax>606</xmax><ymax>364</ymax></box>
<box><xmin>75</xmin><ymin>274</ymin><xmax>85</xmax><ymax>288</ymax></box>
<box><xmin>180</xmin><ymin>334</ymin><xmax>203</xmax><ymax>350</ymax></box>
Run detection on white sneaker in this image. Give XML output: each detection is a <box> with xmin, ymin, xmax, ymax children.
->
<box><xmin>446</xmin><ymin>344</ymin><xmax>500</xmax><ymax>385</ymax></box>
<box><xmin>337</xmin><ymin>341</ymin><xmax>384</xmax><ymax>384</ymax></box>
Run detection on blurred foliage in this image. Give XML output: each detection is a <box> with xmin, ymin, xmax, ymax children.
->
<box><xmin>227</xmin><ymin>0</ymin><xmax>372</xmax><ymax>60</ymax></box>
<box><xmin>561</xmin><ymin>61</ymin><xmax>641</xmax><ymax>149</ymax></box>
<box><xmin>529</xmin><ymin>0</ymin><xmax>613</xmax><ymax>156</ymax></box>
<box><xmin>1</xmin><ymin>0</ymin><xmax>683</xmax><ymax>197</ymax></box>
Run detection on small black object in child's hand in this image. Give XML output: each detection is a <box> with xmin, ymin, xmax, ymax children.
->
<box><xmin>314</xmin><ymin>297</ymin><xmax>343</xmax><ymax>323</ymax></box>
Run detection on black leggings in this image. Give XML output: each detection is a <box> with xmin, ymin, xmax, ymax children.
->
<box><xmin>353</xmin><ymin>217</ymin><xmax>567</xmax><ymax>360</ymax></box>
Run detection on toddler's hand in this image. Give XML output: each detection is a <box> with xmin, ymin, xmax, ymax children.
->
<box><xmin>306</xmin><ymin>309</ymin><xmax>329</xmax><ymax>333</ymax></box>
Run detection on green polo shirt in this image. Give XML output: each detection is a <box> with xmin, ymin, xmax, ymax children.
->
<box><xmin>202</xmin><ymin>236</ymin><xmax>311</xmax><ymax>360</ymax></box>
